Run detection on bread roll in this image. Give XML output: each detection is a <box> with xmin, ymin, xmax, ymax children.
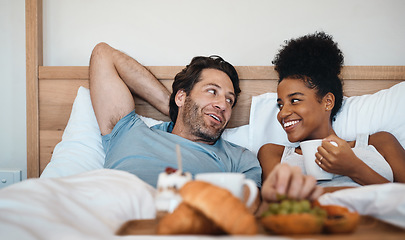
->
<box><xmin>180</xmin><ymin>180</ymin><xmax>257</xmax><ymax>235</ymax></box>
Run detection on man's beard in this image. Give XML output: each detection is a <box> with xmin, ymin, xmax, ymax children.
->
<box><xmin>181</xmin><ymin>96</ymin><xmax>226</xmax><ymax>143</ymax></box>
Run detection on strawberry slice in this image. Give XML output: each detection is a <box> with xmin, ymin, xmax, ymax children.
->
<box><xmin>165</xmin><ymin>167</ymin><xmax>177</xmax><ymax>174</ymax></box>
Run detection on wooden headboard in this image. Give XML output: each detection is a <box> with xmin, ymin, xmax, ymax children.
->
<box><xmin>26</xmin><ymin>0</ymin><xmax>405</xmax><ymax>178</ymax></box>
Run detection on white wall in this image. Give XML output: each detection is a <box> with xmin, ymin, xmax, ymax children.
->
<box><xmin>1</xmin><ymin>0</ymin><xmax>405</xmax><ymax>182</ymax></box>
<box><xmin>0</xmin><ymin>0</ymin><xmax>26</xmax><ymax>180</ymax></box>
<box><xmin>44</xmin><ymin>0</ymin><xmax>405</xmax><ymax>66</ymax></box>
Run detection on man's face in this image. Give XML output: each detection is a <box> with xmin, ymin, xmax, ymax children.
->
<box><xmin>175</xmin><ymin>68</ymin><xmax>236</xmax><ymax>144</ymax></box>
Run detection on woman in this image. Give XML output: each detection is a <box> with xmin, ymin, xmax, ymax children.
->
<box><xmin>258</xmin><ymin>32</ymin><xmax>405</xmax><ymax>187</ymax></box>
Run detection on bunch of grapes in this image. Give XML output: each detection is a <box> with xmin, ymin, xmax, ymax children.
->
<box><xmin>262</xmin><ymin>199</ymin><xmax>327</xmax><ymax>218</ymax></box>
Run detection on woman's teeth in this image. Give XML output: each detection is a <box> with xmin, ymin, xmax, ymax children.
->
<box><xmin>284</xmin><ymin>120</ymin><xmax>300</xmax><ymax>128</ymax></box>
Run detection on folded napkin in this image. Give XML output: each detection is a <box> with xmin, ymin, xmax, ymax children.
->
<box><xmin>318</xmin><ymin>183</ymin><xmax>405</xmax><ymax>229</ymax></box>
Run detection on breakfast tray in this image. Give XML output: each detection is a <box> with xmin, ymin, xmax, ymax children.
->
<box><xmin>117</xmin><ymin>215</ymin><xmax>405</xmax><ymax>239</ymax></box>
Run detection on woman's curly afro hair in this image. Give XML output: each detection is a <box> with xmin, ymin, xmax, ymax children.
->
<box><xmin>272</xmin><ymin>31</ymin><xmax>344</xmax><ymax>121</ymax></box>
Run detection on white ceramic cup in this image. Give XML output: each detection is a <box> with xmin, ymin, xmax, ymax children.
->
<box><xmin>300</xmin><ymin>139</ymin><xmax>334</xmax><ymax>180</ymax></box>
<box><xmin>195</xmin><ymin>172</ymin><xmax>258</xmax><ymax>207</ymax></box>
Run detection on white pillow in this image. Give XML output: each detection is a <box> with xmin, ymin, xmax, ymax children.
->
<box><xmin>333</xmin><ymin>82</ymin><xmax>405</xmax><ymax>144</ymax></box>
<box><xmin>222</xmin><ymin>125</ymin><xmax>250</xmax><ymax>148</ymax></box>
<box><xmin>248</xmin><ymin>81</ymin><xmax>405</xmax><ymax>155</ymax></box>
<box><xmin>41</xmin><ymin>87</ymin><xmax>165</xmax><ymax>178</ymax></box>
<box><xmin>41</xmin><ymin>87</ymin><xmax>105</xmax><ymax>178</ymax></box>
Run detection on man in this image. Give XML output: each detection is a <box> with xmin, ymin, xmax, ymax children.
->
<box><xmin>89</xmin><ymin>42</ymin><xmax>322</xmax><ymax>203</ymax></box>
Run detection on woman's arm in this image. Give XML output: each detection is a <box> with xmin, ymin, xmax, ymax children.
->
<box><xmin>370</xmin><ymin>131</ymin><xmax>405</xmax><ymax>183</ymax></box>
<box><xmin>257</xmin><ymin>143</ymin><xmax>285</xmax><ymax>182</ymax></box>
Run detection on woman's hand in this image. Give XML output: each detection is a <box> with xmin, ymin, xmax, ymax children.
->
<box><xmin>315</xmin><ymin>135</ymin><xmax>362</xmax><ymax>177</ymax></box>
<box><xmin>261</xmin><ymin>163</ymin><xmax>323</xmax><ymax>202</ymax></box>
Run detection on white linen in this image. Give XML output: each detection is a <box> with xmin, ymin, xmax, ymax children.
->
<box><xmin>0</xmin><ymin>169</ymin><xmax>156</xmax><ymax>240</ymax></box>
<box><xmin>318</xmin><ymin>183</ymin><xmax>405</xmax><ymax>229</ymax></box>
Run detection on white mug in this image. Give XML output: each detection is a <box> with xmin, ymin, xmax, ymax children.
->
<box><xmin>300</xmin><ymin>139</ymin><xmax>334</xmax><ymax>180</ymax></box>
<box><xmin>195</xmin><ymin>172</ymin><xmax>258</xmax><ymax>207</ymax></box>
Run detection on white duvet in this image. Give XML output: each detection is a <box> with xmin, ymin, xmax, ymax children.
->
<box><xmin>0</xmin><ymin>169</ymin><xmax>157</xmax><ymax>240</ymax></box>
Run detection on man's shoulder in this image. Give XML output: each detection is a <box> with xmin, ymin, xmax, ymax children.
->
<box><xmin>219</xmin><ymin>137</ymin><xmax>255</xmax><ymax>155</ymax></box>
<box><xmin>149</xmin><ymin>120</ymin><xmax>173</xmax><ymax>132</ymax></box>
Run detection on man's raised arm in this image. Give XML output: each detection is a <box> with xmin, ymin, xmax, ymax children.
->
<box><xmin>89</xmin><ymin>43</ymin><xmax>170</xmax><ymax>135</ymax></box>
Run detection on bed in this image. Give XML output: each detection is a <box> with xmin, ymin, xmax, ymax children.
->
<box><xmin>1</xmin><ymin>0</ymin><xmax>404</xmax><ymax>239</ymax></box>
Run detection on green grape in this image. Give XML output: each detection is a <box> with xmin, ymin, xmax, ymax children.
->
<box><xmin>268</xmin><ymin>203</ymin><xmax>280</xmax><ymax>214</ymax></box>
<box><xmin>262</xmin><ymin>198</ymin><xmax>324</xmax><ymax>217</ymax></box>
<box><xmin>261</xmin><ymin>203</ymin><xmax>279</xmax><ymax>217</ymax></box>
<box><xmin>291</xmin><ymin>201</ymin><xmax>303</xmax><ymax>213</ymax></box>
<box><xmin>278</xmin><ymin>208</ymin><xmax>289</xmax><ymax>215</ymax></box>
<box><xmin>276</xmin><ymin>194</ymin><xmax>287</xmax><ymax>201</ymax></box>
<box><xmin>280</xmin><ymin>199</ymin><xmax>292</xmax><ymax>213</ymax></box>
<box><xmin>261</xmin><ymin>211</ymin><xmax>272</xmax><ymax>217</ymax></box>
<box><xmin>313</xmin><ymin>207</ymin><xmax>327</xmax><ymax>218</ymax></box>
<box><xmin>300</xmin><ymin>200</ymin><xmax>311</xmax><ymax>212</ymax></box>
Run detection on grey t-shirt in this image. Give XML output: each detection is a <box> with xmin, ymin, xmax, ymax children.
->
<box><xmin>102</xmin><ymin>111</ymin><xmax>262</xmax><ymax>188</ymax></box>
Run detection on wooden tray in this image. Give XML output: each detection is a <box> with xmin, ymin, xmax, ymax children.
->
<box><xmin>117</xmin><ymin>215</ymin><xmax>405</xmax><ymax>239</ymax></box>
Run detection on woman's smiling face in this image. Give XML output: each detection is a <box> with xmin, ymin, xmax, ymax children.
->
<box><xmin>276</xmin><ymin>77</ymin><xmax>332</xmax><ymax>143</ymax></box>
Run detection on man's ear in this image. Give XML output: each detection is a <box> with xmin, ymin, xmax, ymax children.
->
<box><xmin>175</xmin><ymin>90</ymin><xmax>186</xmax><ymax>107</ymax></box>
<box><xmin>323</xmin><ymin>92</ymin><xmax>335</xmax><ymax>111</ymax></box>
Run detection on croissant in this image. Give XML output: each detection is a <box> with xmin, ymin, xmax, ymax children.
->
<box><xmin>157</xmin><ymin>202</ymin><xmax>224</xmax><ymax>235</ymax></box>
<box><xmin>179</xmin><ymin>180</ymin><xmax>257</xmax><ymax>235</ymax></box>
